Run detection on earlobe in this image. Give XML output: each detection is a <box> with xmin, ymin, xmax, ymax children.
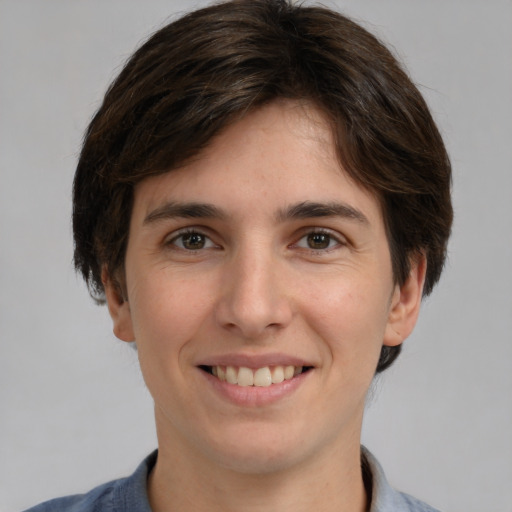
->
<box><xmin>101</xmin><ymin>267</ymin><xmax>135</xmax><ymax>342</ymax></box>
<box><xmin>383</xmin><ymin>255</ymin><xmax>427</xmax><ymax>347</ymax></box>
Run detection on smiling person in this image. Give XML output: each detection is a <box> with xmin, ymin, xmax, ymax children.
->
<box><xmin>25</xmin><ymin>1</ymin><xmax>452</xmax><ymax>511</ymax></box>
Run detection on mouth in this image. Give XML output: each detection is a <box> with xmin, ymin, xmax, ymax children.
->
<box><xmin>199</xmin><ymin>365</ymin><xmax>313</xmax><ymax>387</ymax></box>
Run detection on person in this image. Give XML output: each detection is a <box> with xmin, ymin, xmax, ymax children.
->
<box><xmin>24</xmin><ymin>0</ymin><xmax>452</xmax><ymax>511</ymax></box>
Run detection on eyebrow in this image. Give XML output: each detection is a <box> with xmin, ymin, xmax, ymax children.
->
<box><xmin>143</xmin><ymin>200</ymin><xmax>369</xmax><ymax>226</ymax></box>
<box><xmin>276</xmin><ymin>201</ymin><xmax>369</xmax><ymax>225</ymax></box>
<box><xmin>143</xmin><ymin>201</ymin><xmax>227</xmax><ymax>225</ymax></box>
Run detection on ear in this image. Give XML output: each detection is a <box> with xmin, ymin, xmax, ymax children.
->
<box><xmin>383</xmin><ymin>255</ymin><xmax>427</xmax><ymax>347</ymax></box>
<box><xmin>102</xmin><ymin>267</ymin><xmax>135</xmax><ymax>342</ymax></box>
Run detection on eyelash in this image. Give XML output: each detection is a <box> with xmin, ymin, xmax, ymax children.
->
<box><xmin>165</xmin><ymin>227</ymin><xmax>346</xmax><ymax>254</ymax></box>
<box><xmin>292</xmin><ymin>228</ymin><xmax>346</xmax><ymax>253</ymax></box>
<box><xmin>166</xmin><ymin>228</ymin><xmax>218</xmax><ymax>251</ymax></box>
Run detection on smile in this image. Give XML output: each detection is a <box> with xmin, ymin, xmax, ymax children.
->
<box><xmin>200</xmin><ymin>365</ymin><xmax>312</xmax><ymax>387</ymax></box>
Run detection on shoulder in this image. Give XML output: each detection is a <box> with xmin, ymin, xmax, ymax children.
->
<box><xmin>22</xmin><ymin>451</ymin><xmax>157</xmax><ymax>512</ymax></box>
<box><xmin>362</xmin><ymin>447</ymin><xmax>441</xmax><ymax>512</ymax></box>
<box><xmin>391</xmin><ymin>491</ymin><xmax>441</xmax><ymax>512</ymax></box>
<box><xmin>22</xmin><ymin>480</ymin><xmax>117</xmax><ymax>512</ymax></box>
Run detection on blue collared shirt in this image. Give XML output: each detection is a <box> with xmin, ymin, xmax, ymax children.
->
<box><xmin>23</xmin><ymin>448</ymin><xmax>440</xmax><ymax>512</ymax></box>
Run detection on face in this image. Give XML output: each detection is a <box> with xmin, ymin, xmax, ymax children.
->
<box><xmin>106</xmin><ymin>101</ymin><xmax>424</xmax><ymax>474</ymax></box>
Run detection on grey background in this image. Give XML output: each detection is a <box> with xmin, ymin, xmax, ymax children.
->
<box><xmin>1</xmin><ymin>1</ymin><xmax>511</xmax><ymax>511</ymax></box>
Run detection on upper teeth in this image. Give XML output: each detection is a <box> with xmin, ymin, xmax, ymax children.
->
<box><xmin>212</xmin><ymin>365</ymin><xmax>303</xmax><ymax>387</ymax></box>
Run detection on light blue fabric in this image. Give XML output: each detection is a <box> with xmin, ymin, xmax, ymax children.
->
<box><xmin>361</xmin><ymin>447</ymin><xmax>441</xmax><ymax>512</ymax></box>
<box><xmin>23</xmin><ymin>448</ymin><xmax>440</xmax><ymax>511</ymax></box>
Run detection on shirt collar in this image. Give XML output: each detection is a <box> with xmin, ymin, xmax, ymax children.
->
<box><xmin>119</xmin><ymin>448</ymin><xmax>436</xmax><ymax>512</ymax></box>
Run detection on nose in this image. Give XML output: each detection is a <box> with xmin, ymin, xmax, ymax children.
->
<box><xmin>214</xmin><ymin>244</ymin><xmax>293</xmax><ymax>340</ymax></box>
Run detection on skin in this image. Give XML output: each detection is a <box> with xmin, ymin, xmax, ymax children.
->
<box><xmin>104</xmin><ymin>100</ymin><xmax>425</xmax><ymax>512</ymax></box>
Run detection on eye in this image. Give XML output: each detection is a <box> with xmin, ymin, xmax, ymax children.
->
<box><xmin>169</xmin><ymin>230</ymin><xmax>216</xmax><ymax>251</ymax></box>
<box><xmin>295</xmin><ymin>230</ymin><xmax>343</xmax><ymax>251</ymax></box>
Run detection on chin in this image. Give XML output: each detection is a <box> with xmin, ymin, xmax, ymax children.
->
<box><xmin>201</xmin><ymin>426</ymin><xmax>314</xmax><ymax>475</ymax></box>
<box><xmin>216</xmin><ymin>447</ymin><xmax>304</xmax><ymax>475</ymax></box>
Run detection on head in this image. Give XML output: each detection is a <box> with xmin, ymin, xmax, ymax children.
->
<box><xmin>73</xmin><ymin>0</ymin><xmax>452</xmax><ymax>373</ymax></box>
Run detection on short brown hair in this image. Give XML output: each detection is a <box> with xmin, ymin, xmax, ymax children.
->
<box><xmin>73</xmin><ymin>0</ymin><xmax>452</xmax><ymax>372</ymax></box>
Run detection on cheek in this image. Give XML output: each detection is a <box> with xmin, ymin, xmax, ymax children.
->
<box><xmin>127</xmin><ymin>271</ymin><xmax>216</xmax><ymax>405</ymax></box>
<box><xmin>127</xmin><ymin>269</ymin><xmax>213</xmax><ymax>354</ymax></box>
<box><xmin>300</xmin><ymin>274</ymin><xmax>391</xmax><ymax>361</ymax></box>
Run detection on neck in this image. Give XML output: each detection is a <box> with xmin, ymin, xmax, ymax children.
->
<box><xmin>148</xmin><ymin>410</ymin><xmax>368</xmax><ymax>512</ymax></box>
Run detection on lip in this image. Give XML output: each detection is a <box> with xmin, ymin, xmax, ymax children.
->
<box><xmin>198</xmin><ymin>366</ymin><xmax>311</xmax><ymax>407</ymax></box>
<box><xmin>197</xmin><ymin>352</ymin><xmax>313</xmax><ymax>369</ymax></box>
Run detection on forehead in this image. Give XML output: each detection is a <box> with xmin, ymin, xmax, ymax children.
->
<box><xmin>132</xmin><ymin>100</ymin><xmax>382</xmax><ymax>226</ymax></box>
